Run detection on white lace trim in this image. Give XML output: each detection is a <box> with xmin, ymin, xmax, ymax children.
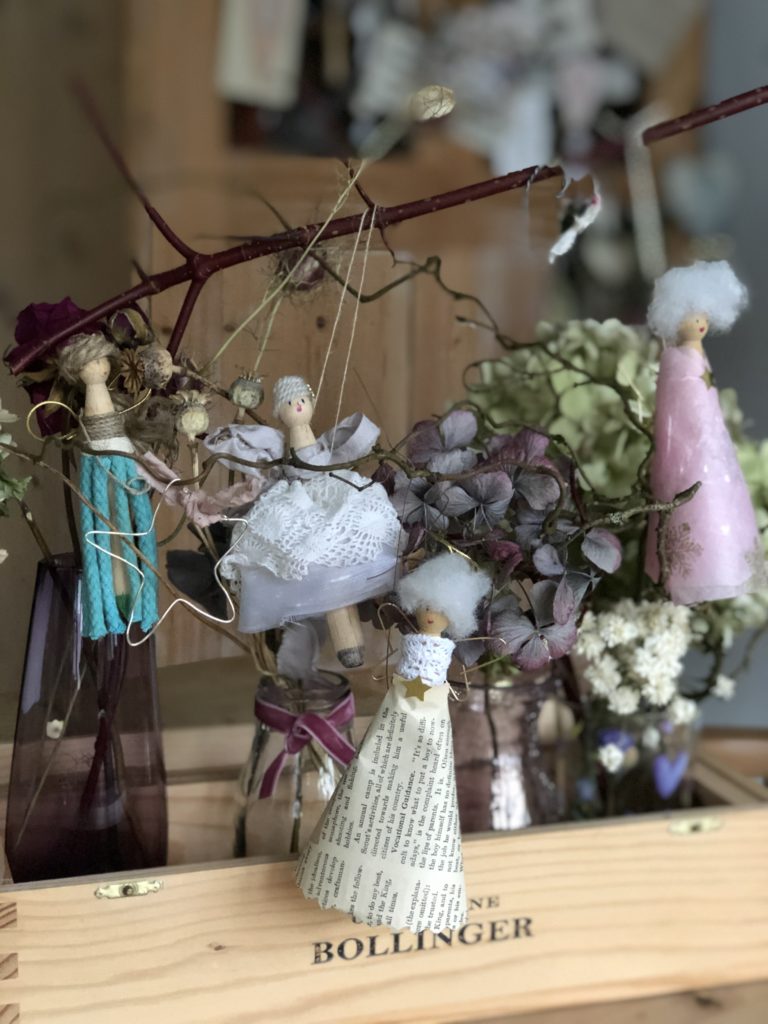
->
<box><xmin>220</xmin><ymin>470</ymin><xmax>401</xmax><ymax>581</ymax></box>
<box><xmin>396</xmin><ymin>633</ymin><xmax>455</xmax><ymax>687</ymax></box>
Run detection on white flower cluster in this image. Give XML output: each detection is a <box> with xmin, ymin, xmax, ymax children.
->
<box><xmin>576</xmin><ymin>600</ymin><xmax>693</xmax><ymax>716</ymax></box>
<box><xmin>597</xmin><ymin>743</ymin><xmax>625</xmax><ymax>774</ymax></box>
<box><xmin>713</xmin><ymin>674</ymin><xmax>736</xmax><ymax>701</ymax></box>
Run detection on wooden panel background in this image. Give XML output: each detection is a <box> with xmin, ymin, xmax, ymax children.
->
<box><xmin>117</xmin><ymin>0</ymin><xmax>562</xmax><ymax>667</ymax></box>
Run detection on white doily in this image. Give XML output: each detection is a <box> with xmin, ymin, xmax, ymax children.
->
<box><xmin>220</xmin><ymin>470</ymin><xmax>401</xmax><ymax>581</ymax></box>
<box><xmin>396</xmin><ymin>633</ymin><xmax>455</xmax><ymax>687</ymax></box>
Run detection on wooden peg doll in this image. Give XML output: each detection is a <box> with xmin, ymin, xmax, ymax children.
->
<box><xmin>273</xmin><ymin>376</ymin><xmax>366</xmax><ymax>665</ymax></box>
<box><xmin>297</xmin><ymin>552</ymin><xmax>492</xmax><ymax>934</ymax></box>
<box><xmin>219</xmin><ymin>375</ymin><xmax>402</xmax><ymax>669</ymax></box>
<box><xmin>58</xmin><ymin>333</ymin><xmax>158</xmax><ymax>639</ymax></box>
<box><xmin>644</xmin><ymin>261</ymin><xmax>766</xmax><ymax>603</ymax></box>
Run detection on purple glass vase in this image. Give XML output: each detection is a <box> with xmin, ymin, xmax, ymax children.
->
<box><xmin>5</xmin><ymin>555</ymin><xmax>167</xmax><ymax>882</ymax></box>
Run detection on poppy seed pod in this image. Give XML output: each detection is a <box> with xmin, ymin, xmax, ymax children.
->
<box><xmin>138</xmin><ymin>343</ymin><xmax>174</xmax><ymax>390</ymax></box>
<box><xmin>174</xmin><ymin>390</ymin><xmax>211</xmax><ymax>440</ymax></box>
<box><xmin>229</xmin><ymin>375</ymin><xmax>264</xmax><ymax>411</ymax></box>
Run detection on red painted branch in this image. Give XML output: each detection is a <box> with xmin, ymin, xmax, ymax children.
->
<box><xmin>6</xmin><ymin>163</ymin><xmax>562</xmax><ymax>373</ymax></box>
<box><xmin>73</xmin><ymin>79</ymin><xmax>196</xmax><ymax>260</ymax></box>
<box><xmin>7</xmin><ymin>81</ymin><xmax>768</xmax><ymax>377</ymax></box>
<box><xmin>642</xmin><ymin>83</ymin><xmax>768</xmax><ymax>144</ymax></box>
<box><xmin>167</xmin><ymin>278</ymin><xmax>206</xmax><ymax>358</ymax></box>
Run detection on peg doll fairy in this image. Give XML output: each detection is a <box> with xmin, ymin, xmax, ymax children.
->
<box><xmin>58</xmin><ymin>332</ymin><xmax>158</xmax><ymax>639</ymax></box>
<box><xmin>217</xmin><ymin>375</ymin><xmax>401</xmax><ymax>667</ymax></box>
<box><xmin>296</xmin><ymin>552</ymin><xmax>492</xmax><ymax>934</ymax></box>
<box><xmin>644</xmin><ymin>260</ymin><xmax>766</xmax><ymax>604</ymax></box>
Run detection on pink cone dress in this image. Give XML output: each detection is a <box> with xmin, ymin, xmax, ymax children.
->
<box><xmin>645</xmin><ymin>345</ymin><xmax>765</xmax><ymax>604</ymax></box>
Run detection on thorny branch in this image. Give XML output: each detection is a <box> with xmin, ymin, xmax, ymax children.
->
<box><xmin>8</xmin><ymin>83</ymin><xmax>768</xmax><ymax>375</ymax></box>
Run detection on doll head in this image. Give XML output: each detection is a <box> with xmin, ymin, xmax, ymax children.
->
<box><xmin>57</xmin><ymin>332</ymin><xmax>117</xmax><ymax>386</ymax></box>
<box><xmin>647</xmin><ymin>260</ymin><xmax>747</xmax><ymax>344</ymax></box>
<box><xmin>273</xmin><ymin>375</ymin><xmax>315</xmax><ymax>428</ymax></box>
<box><xmin>396</xmin><ymin>552</ymin><xmax>492</xmax><ymax>640</ymax></box>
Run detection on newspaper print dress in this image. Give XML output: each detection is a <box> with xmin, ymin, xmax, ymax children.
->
<box><xmin>296</xmin><ymin>633</ymin><xmax>466</xmax><ymax>934</ymax></box>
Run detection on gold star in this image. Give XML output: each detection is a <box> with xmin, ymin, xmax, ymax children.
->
<box><xmin>400</xmin><ymin>676</ymin><xmax>430</xmax><ymax>701</ymax></box>
<box><xmin>700</xmin><ymin>368</ymin><xmax>714</xmax><ymax>389</ymax></box>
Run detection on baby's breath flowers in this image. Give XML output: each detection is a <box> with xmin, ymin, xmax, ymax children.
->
<box><xmin>575</xmin><ymin>599</ymin><xmax>693</xmax><ymax>717</ymax></box>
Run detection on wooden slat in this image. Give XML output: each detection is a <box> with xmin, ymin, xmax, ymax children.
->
<box><xmin>0</xmin><ymin>806</ymin><xmax>766</xmax><ymax>1022</ymax></box>
<box><xmin>484</xmin><ymin>980</ymin><xmax>768</xmax><ymax>1024</ymax></box>
<box><xmin>699</xmin><ymin>729</ymin><xmax>768</xmax><ymax>781</ymax></box>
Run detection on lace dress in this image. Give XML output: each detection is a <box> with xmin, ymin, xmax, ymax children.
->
<box><xmin>212</xmin><ymin>414</ymin><xmax>402</xmax><ymax>631</ymax></box>
<box><xmin>296</xmin><ymin>633</ymin><xmax>467</xmax><ymax>934</ymax></box>
<box><xmin>645</xmin><ymin>346</ymin><xmax>766</xmax><ymax>603</ymax></box>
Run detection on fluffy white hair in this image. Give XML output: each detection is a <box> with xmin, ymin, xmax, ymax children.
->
<box><xmin>396</xmin><ymin>552</ymin><xmax>492</xmax><ymax>639</ymax></box>
<box><xmin>647</xmin><ymin>260</ymin><xmax>748</xmax><ymax>340</ymax></box>
<box><xmin>272</xmin><ymin>375</ymin><xmax>315</xmax><ymax>416</ymax></box>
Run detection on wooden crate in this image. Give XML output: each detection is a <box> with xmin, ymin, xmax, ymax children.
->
<box><xmin>0</xmin><ymin>728</ymin><xmax>766</xmax><ymax>1024</ymax></box>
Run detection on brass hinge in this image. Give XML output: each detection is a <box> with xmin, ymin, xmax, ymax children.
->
<box><xmin>94</xmin><ymin>878</ymin><xmax>163</xmax><ymax>899</ymax></box>
<box><xmin>668</xmin><ymin>816</ymin><xmax>722</xmax><ymax>836</ymax></box>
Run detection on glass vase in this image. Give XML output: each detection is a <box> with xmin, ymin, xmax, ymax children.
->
<box><xmin>5</xmin><ymin>555</ymin><xmax>167</xmax><ymax>882</ymax></box>
<box><xmin>575</xmin><ymin>704</ymin><xmax>700</xmax><ymax>818</ymax></box>
<box><xmin>450</xmin><ymin>674</ymin><xmax>567</xmax><ymax>833</ymax></box>
<box><xmin>237</xmin><ymin>674</ymin><xmax>355</xmax><ymax>857</ymax></box>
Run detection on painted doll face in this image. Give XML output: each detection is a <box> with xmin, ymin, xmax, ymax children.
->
<box><xmin>416</xmin><ymin>606</ymin><xmax>450</xmax><ymax>636</ymax></box>
<box><xmin>79</xmin><ymin>356</ymin><xmax>111</xmax><ymax>385</ymax></box>
<box><xmin>677</xmin><ymin>313</ymin><xmax>709</xmax><ymax>344</ymax></box>
<box><xmin>278</xmin><ymin>392</ymin><xmax>314</xmax><ymax>428</ymax></box>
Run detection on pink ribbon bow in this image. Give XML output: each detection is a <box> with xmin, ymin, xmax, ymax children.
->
<box><xmin>254</xmin><ymin>691</ymin><xmax>357</xmax><ymax>798</ymax></box>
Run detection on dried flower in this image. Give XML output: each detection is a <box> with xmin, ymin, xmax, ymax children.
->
<box><xmin>667</xmin><ymin>696</ymin><xmax>698</xmax><ymax>726</ymax></box>
<box><xmin>408</xmin><ymin>84</ymin><xmax>456</xmax><ymax>122</ymax></box>
<box><xmin>12</xmin><ymin>297</ymin><xmax>86</xmax><ymax>435</ymax></box>
<box><xmin>713</xmin><ymin>674</ymin><xmax>736</xmax><ymax>700</ymax></box>
<box><xmin>606</xmin><ymin>687</ymin><xmax>640</xmax><ymax>715</ymax></box>
<box><xmin>597</xmin><ymin>743</ymin><xmax>625</xmax><ymax>774</ymax></box>
<box><xmin>407</xmin><ymin>409</ymin><xmax>478</xmax><ymax>473</ymax></box>
<box><xmin>107</xmin><ymin>307</ymin><xmax>153</xmax><ymax>347</ymax></box>
<box><xmin>118</xmin><ymin>348</ymin><xmax>144</xmax><ymax>395</ymax></box>
<box><xmin>173</xmin><ymin>390</ymin><xmax>211</xmax><ymax>440</ymax></box>
<box><xmin>229</xmin><ymin>375</ymin><xmax>264</xmax><ymax>411</ymax></box>
<box><xmin>138</xmin><ymin>343</ymin><xmax>175</xmax><ymax>390</ymax></box>
<box><xmin>275</xmin><ymin>251</ymin><xmax>325</xmax><ymax>293</ymax></box>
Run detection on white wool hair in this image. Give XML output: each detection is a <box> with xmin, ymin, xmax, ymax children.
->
<box><xmin>396</xmin><ymin>552</ymin><xmax>492</xmax><ymax>639</ymax></box>
<box><xmin>647</xmin><ymin>260</ymin><xmax>748</xmax><ymax>340</ymax></box>
<box><xmin>272</xmin><ymin>375</ymin><xmax>315</xmax><ymax>416</ymax></box>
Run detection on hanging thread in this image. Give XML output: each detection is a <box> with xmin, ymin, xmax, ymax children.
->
<box><xmin>315</xmin><ymin>209</ymin><xmax>368</xmax><ymax>403</ymax></box>
<box><xmin>330</xmin><ymin>205</ymin><xmax>378</xmax><ymax>449</ymax></box>
<box><xmin>204</xmin><ymin>162</ymin><xmax>369</xmax><ymax>370</ymax></box>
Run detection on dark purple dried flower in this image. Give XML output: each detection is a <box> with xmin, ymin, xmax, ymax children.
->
<box><xmin>488</xmin><ymin>580</ymin><xmax>578</xmax><ymax>670</ymax></box>
<box><xmin>439</xmin><ymin>471</ymin><xmax>513</xmax><ymax>529</ymax></box>
<box><xmin>581</xmin><ymin>528</ymin><xmax>622</xmax><ymax>574</ymax></box>
<box><xmin>407</xmin><ymin>409</ymin><xmax>478</xmax><ymax>473</ymax></box>
<box><xmin>486</xmin><ymin>428</ymin><xmax>562</xmax><ymax>510</ymax></box>
<box><xmin>107</xmin><ymin>306</ymin><xmax>153</xmax><ymax>347</ymax></box>
<box><xmin>390</xmin><ymin>473</ymin><xmax>450</xmax><ymax>531</ymax></box>
<box><xmin>13</xmin><ymin>297</ymin><xmax>87</xmax><ymax>435</ymax></box>
<box><xmin>372</xmin><ymin>461</ymin><xmax>397</xmax><ymax>496</ymax></box>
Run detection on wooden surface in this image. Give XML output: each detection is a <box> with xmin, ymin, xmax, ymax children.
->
<box><xmin>699</xmin><ymin>729</ymin><xmax>768</xmax><ymax>782</ymax></box>
<box><xmin>491</xmin><ymin>981</ymin><xmax>768</xmax><ymax>1024</ymax></box>
<box><xmin>0</xmin><ymin>803</ymin><xmax>766</xmax><ymax>1023</ymax></box>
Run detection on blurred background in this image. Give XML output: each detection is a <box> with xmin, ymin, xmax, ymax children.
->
<box><xmin>1</xmin><ymin>0</ymin><xmax>766</xmax><ymax>734</ymax></box>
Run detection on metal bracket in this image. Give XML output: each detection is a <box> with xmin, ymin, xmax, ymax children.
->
<box><xmin>94</xmin><ymin>879</ymin><xmax>163</xmax><ymax>900</ymax></box>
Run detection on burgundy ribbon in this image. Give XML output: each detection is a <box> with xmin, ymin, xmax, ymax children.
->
<box><xmin>254</xmin><ymin>691</ymin><xmax>357</xmax><ymax>798</ymax></box>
